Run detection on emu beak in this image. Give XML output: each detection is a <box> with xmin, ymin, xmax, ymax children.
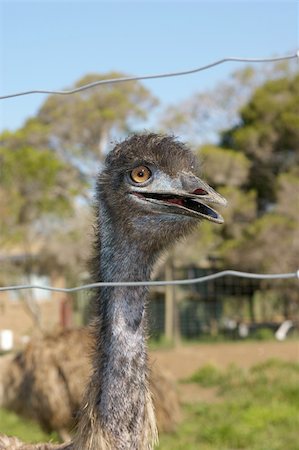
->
<box><xmin>131</xmin><ymin>173</ymin><xmax>227</xmax><ymax>224</ymax></box>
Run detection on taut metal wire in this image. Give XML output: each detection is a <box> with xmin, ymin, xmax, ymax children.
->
<box><xmin>0</xmin><ymin>52</ymin><xmax>298</xmax><ymax>100</ymax></box>
<box><xmin>0</xmin><ymin>270</ymin><xmax>298</xmax><ymax>294</ymax></box>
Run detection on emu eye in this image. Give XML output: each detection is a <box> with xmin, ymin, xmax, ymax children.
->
<box><xmin>130</xmin><ymin>166</ymin><xmax>152</xmax><ymax>184</ymax></box>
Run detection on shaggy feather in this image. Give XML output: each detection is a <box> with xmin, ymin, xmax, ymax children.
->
<box><xmin>0</xmin><ymin>329</ymin><xmax>180</xmax><ymax>440</ymax></box>
<box><xmin>1</xmin><ymin>133</ymin><xmax>218</xmax><ymax>449</ymax></box>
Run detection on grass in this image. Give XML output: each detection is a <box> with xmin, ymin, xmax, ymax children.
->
<box><xmin>0</xmin><ymin>409</ymin><xmax>59</xmax><ymax>444</ymax></box>
<box><xmin>148</xmin><ymin>335</ymin><xmax>175</xmax><ymax>351</ymax></box>
<box><xmin>1</xmin><ymin>358</ymin><xmax>299</xmax><ymax>449</ymax></box>
<box><xmin>159</xmin><ymin>358</ymin><xmax>299</xmax><ymax>450</ymax></box>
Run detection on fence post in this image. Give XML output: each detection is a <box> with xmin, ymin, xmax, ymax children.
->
<box><xmin>173</xmin><ymin>289</ymin><xmax>181</xmax><ymax>346</ymax></box>
<box><xmin>164</xmin><ymin>258</ymin><xmax>175</xmax><ymax>342</ymax></box>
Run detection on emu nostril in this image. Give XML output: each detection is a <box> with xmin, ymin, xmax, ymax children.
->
<box><xmin>192</xmin><ymin>188</ymin><xmax>208</xmax><ymax>196</ymax></box>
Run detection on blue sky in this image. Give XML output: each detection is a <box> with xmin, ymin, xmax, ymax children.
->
<box><xmin>0</xmin><ymin>1</ymin><xmax>298</xmax><ymax>132</ymax></box>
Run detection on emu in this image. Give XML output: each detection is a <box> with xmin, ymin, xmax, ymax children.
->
<box><xmin>0</xmin><ymin>133</ymin><xmax>226</xmax><ymax>450</ymax></box>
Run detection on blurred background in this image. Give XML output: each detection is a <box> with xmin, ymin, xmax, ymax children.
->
<box><xmin>0</xmin><ymin>1</ymin><xmax>298</xmax><ymax>449</ymax></box>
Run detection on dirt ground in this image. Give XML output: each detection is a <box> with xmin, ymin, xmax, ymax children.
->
<box><xmin>150</xmin><ymin>340</ymin><xmax>299</xmax><ymax>403</ymax></box>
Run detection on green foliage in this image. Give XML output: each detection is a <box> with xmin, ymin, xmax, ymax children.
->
<box><xmin>0</xmin><ymin>119</ymin><xmax>50</xmax><ymax>150</ymax></box>
<box><xmin>1</xmin><ymin>65</ymin><xmax>298</xmax><ymax>319</ymax></box>
<box><xmin>161</xmin><ymin>59</ymin><xmax>297</xmax><ymax>147</ymax></box>
<box><xmin>199</xmin><ymin>145</ymin><xmax>251</xmax><ymax>188</ymax></box>
<box><xmin>222</xmin><ymin>73</ymin><xmax>299</xmax><ymax>205</ymax></box>
<box><xmin>37</xmin><ymin>72</ymin><xmax>158</xmax><ymax>158</ymax></box>
<box><xmin>276</xmin><ymin>172</ymin><xmax>299</xmax><ymax>221</ymax></box>
<box><xmin>224</xmin><ymin>213</ymin><xmax>297</xmax><ymax>272</ymax></box>
<box><xmin>218</xmin><ymin>186</ymin><xmax>256</xmax><ymax>241</ymax></box>
<box><xmin>201</xmin><ymin>70</ymin><xmax>299</xmax><ymax>292</ymax></box>
<box><xmin>0</xmin><ymin>146</ymin><xmax>76</xmax><ymax>245</ymax></box>
<box><xmin>0</xmin><ymin>71</ymin><xmax>158</xmax><ymax>288</ymax></box>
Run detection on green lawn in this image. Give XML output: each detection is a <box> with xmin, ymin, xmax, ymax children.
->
<box><xmin>0</xmin><ymin>409</ymin><xmax>59</xmax><ymax>444</ymax></box>
<box><xmin>1</xmin><ymin>359</ymin><xmax>299</xmax><ymax>449</ymax></box>
<box><xmin>160</xmin><ymin>359</ymin><xmax>299</xmax><ymax>450</ymax></box>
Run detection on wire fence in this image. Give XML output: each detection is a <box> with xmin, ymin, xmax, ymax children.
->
<box><xmin>0</xmin><ymin>51</ymin><xmax>298</xmax><ymax>293</ymax></box>
<box><xmin>0</xmin><ymin>52</ymin><xmax>298</xmax><ymax>100</ymax></box>
<box><xmin>0</xmin><ymin>270</ymin><xmax>298</xmax><ymax>293</ymax></box>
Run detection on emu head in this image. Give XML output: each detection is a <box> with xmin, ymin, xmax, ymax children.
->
<box><xmin>97</xmin><ymin>134</ymin><xmax>226</xmax><ymax>251</ymax></box>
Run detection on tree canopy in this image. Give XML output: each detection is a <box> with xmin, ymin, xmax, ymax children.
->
<box><xmin>203</xmin><ymin>71</ymin><xmax>299</xmax><ymax>279</ymax></box>
<box><xmin>0</xmin><ymin>73</ymin><xmax>157</xmax><ymax>289</ymax></box>
<box><xmin>36</xmin><ymin>72</ymin><xmax>158</xmax><ymax>160</ymax></box>
<box><xmin>222</xmin><ymin>74</ymin><xmax>299</xmax><ymax>208</ymax></box>
<box><xmin>0</xmin><ymin>145</ymin><xmax>77</xmax><ymax>246</ymax></box>
<box><xmin>1</xmin><ymin>65</ymin><xmax>298</xmax><ymax>314</ymax></box>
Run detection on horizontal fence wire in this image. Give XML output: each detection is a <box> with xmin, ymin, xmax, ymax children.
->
<box><xmin>0</xmin><ymin>52</ymin><xmax>298</xmax><ymax>100</ymax></box>
<box><xmin>0</xmin><ymin>270</ymin><xmax>298</xmax><ymax>293</ymax></box>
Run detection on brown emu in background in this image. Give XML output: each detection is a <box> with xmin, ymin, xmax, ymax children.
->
<box><xmin>0</xmin><ymin>134</ymin><xmax>226</xmax><ymax>449</ymax></box>
<box><xmin>0</xmin><ymin>329</ymin><xmax>181</xmax><ymax>441</ymax></box>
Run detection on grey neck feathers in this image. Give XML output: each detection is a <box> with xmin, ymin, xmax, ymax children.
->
<box><xmin>75</xmin><ymin>203</ymin><xmax>159</xmax><ymax>450</ymax></box>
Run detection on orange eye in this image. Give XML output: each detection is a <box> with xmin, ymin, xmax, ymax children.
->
<box><xmin>130</xmin><ymin>166</ymin><xmax>152</xmax><ymax>184</ymax></box>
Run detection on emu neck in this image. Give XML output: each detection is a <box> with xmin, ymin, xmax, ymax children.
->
<box><xmin>90</xmin><ymin>210</ymin><xmax>158</xmax><ymax>449</ymax></box>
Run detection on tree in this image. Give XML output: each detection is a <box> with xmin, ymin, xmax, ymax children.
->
<box><xmin>160</xmin><ymin>59</ymin><xmax>297</xmax><ymax>145</ymax></box>
<box><xmin>0</xmin><ymin>72</ymin><xmax>157</xmax><ymax>273</ymax></box>
<box><xmin>0</xmin><ymin>73</ymin><xmax>157</xmax><ymax>328</ymax></box>
<box><xmin>198</xmin><ymin>145</ymin><xmax>251</xmax><ymax>188</ymax></box>
<box><xmin>216</xmin><ymin>72</ymin><xmax>299</xmax><ymax>315</ymax></box>
<box><xmin>222</xmin><ymin>74</ymin><xmax>299</xmax><ymax>208</ymax></box>
<box><xmin>185</xmin><ymin>145</ymin><xmax>255</xmax><ymax>262</ymax></box>
<box><xmin>37</xmin><ymin>72</ymin><xmax>158</xmax><ymax>161</ymax></box>
<box><xmin>0</xmin><ymin>146</ymin><xmax>78</xmax><ymax>244</ymax></box>
<box><xmin>173</xmin><ymin>69</ymin><xmax>298</xmax><ymax>288</ymax></box>
<box><xmin>0</xmin><ymin>73</ymin><xmax>158</xmax><ymax>183</ymax></box>
<box><xmin>0</xmin><ymin>145</ymin><xmax>80</xmax><ymax>328</ymax></box>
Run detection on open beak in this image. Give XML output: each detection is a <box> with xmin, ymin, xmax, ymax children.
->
<box><xmin>131</xmin><ymin>173</ymin><xmax>227</xmax><ymax>224</ymax></box>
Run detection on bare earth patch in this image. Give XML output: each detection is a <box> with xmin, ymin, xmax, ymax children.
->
<box><xmin>150</xmin><ymin>340</ymin><xmax>299</xmax><ymax>403</ymax></box>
